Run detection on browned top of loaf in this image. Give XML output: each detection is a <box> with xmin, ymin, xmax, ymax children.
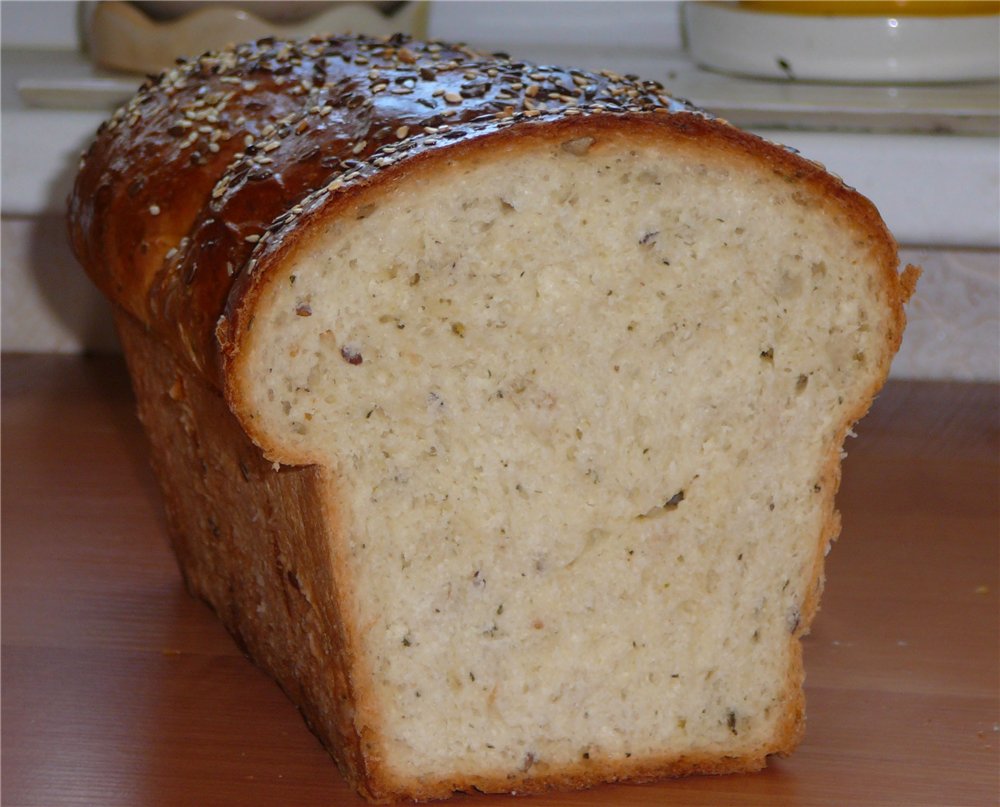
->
<box><xmin>68</xmin><ymin>33</ymin><xmax>703</xmax><ymax>379</ymax></box>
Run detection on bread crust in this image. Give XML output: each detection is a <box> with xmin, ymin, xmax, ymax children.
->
<box><xmin>68</xmin><ymin>33</ymin><xmax>906</xmax><ymax>390</ymax></box>
<box><xmin>68</xmin><ymin>34</ymin><xmax>696</xmax><ymax>380</ymax></box>
<box><xmin>69</xmin><ymin>33</ymin><xmax>913</xmax><ymax>803</ymax></box>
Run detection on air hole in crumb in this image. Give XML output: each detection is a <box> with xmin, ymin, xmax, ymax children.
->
<box><xmin>664</xmin><ymin>490</ymin><xmax>685</xmax><ymax>509</ymax></box>
<box><xmin>760</xmin><ymin>347</ymin><xmax>774</xmax><ymax>362</ymax></box>
<box><xmin>795</xmin><ymin>374</ymin><xmax>809</xmax><ymax>393</ymax></box>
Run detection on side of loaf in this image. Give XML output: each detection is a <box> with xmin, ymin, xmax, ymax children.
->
<box><xmin>68</xmin><ymin>34</ymin><xmax>916</xmax><ymax>802</ymax></box>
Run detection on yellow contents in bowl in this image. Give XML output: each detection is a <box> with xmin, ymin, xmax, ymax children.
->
<box><xmin>739</xmin><ymin>1</ymin><xmax>999</xmax><ymax>15</ymax></box>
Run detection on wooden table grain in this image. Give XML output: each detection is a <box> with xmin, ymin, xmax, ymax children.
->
<box><xmin>3</xmin><ymin>353</ymin><xmax>997</xmax><ymax>807</ymax></box>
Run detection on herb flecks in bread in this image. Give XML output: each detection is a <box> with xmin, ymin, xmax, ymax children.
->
<box><xmin>69</xmin><ymin>33</ymin><xmax>915</xmax><ymax>803</ymax></box>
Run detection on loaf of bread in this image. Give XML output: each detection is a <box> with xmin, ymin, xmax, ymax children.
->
<box><xmin>69</xmin><ymin>34</ymin><xmax>916</xmax><ymax>802</ymax></box>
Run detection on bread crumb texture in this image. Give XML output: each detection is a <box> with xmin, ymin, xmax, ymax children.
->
<box><xmin>236</xmin><ymin>135</ymin><xmax>895</xmax><ymax>784</ymax></box>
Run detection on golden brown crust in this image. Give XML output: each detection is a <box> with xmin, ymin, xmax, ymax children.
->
<box><xmin>69</xmin><ymin>30</ymin><xmax>904</xmax><ymax>397</ymax></box>
<box><xmin>113</xmin><ymin>308</ymin><xmax>378</xmax><ymax>792</ymax></box>
<box><xmin>68</xmin><ymin>33</ymin><xmax>698</xmax><ymax>380</ymax></box>
<box><xmin>361</xmin><ymin>742</ymin><xmax>778</xmax><ymax>803</ymax></box>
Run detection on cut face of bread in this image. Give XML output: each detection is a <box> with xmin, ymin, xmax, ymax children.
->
<box><xmin>224</xmin><ymin>121</ymin><xmax>901</xmax><ymax>787</ymax></box>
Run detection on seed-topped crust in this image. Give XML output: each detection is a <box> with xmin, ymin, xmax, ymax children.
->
<box><xmin>68</xmin><ymin>33</ymin><xmax>699</xmax><ymax>380</ymax></box>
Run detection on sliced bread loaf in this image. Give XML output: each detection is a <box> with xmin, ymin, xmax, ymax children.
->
<box><xmin>69</xmin><ymin>34</ymin><xmax>917</xmax><ymax>802</ymax></box>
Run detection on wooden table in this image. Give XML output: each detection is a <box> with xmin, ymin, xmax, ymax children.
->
<box><xmin>3</xmin><ymin>353</ymin><xmax>997</xmax><ymax>807</ymax></box>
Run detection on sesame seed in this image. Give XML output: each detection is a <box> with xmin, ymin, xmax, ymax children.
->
<box><xmin>395</xmin><ymin>125</ymin><xmax>410</xmax><ymax>138</ymax></box>
<box><xmin>444</xmin><ymin>91</ymin><xmax>462</xmax><ymax>104</ymax></box>
<box><xmin>245</xmin><ymin>234</ymin><xmax>260</xmax><ymax>243</ymax></box>
<box><xmin>149</xmin><ymin>204</ymin><xmax>161</xmax><ymax>215</ymax></box>
<box><xmin>352</xmin><ymin>140</ymin><xmax>367</xmax><ymax>154</ymax></box>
